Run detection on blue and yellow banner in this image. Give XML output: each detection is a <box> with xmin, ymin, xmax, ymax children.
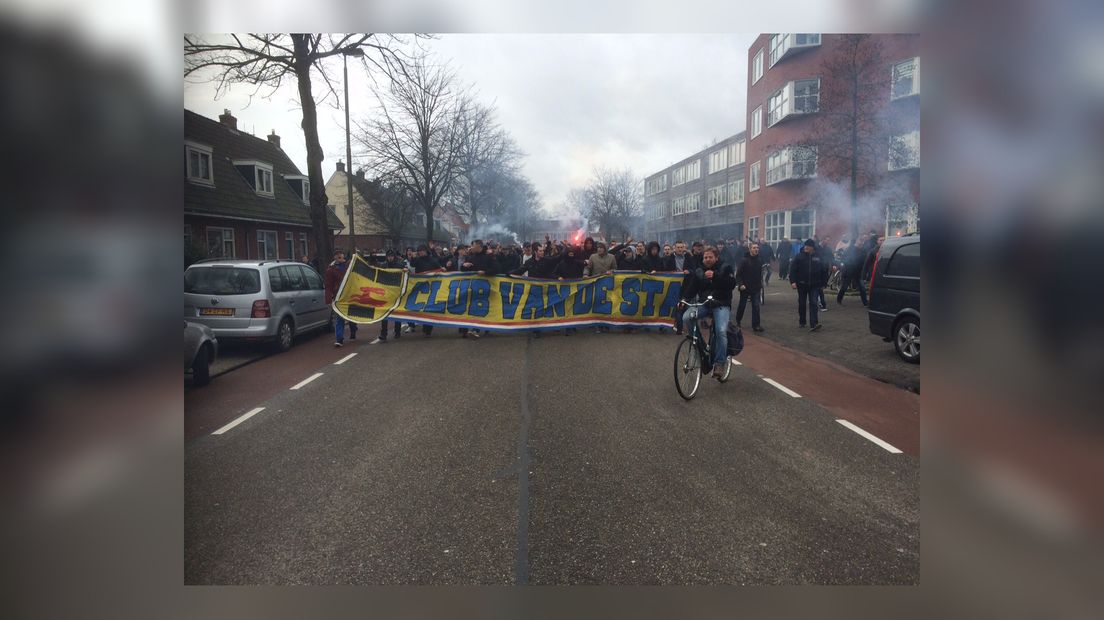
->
<box><xmin>333</xmin><ymin>254</ymin><xmax>684</xmax><ymax>331</ymax></box>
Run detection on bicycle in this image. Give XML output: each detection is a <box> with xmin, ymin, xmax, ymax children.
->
<box><xmin>673</xmin><ymin>297</ymin><xmax>733</xmax><ymax>400</ymax></box>
<box><xmin>826</xmin><ymin>265</ymin><xmax>842</xmax><ymax>292</ymax></box>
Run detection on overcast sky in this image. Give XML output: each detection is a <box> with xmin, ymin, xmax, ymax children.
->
<box><xmin>184</xmin><ymin>34</ymin><xmax>756</xmax><ymax>214</ymax></box>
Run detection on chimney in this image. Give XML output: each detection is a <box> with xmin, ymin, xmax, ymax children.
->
<box><xmin>267</xmin><ymin>130</ymin><xmax>280</xmax><ymax>149</ymax></box>
<box><xmin>355</xmin><ymin>168</ymin><xmax>365</xmax><ymax>180</ymax></box>
<box><xmin>336</xmin><ymin>161</ymin><xmax>345</xmax><ymax>173</ymax></box>
<box><xmin>218</xmin><ymin>109</ymin><xmax>237</xmax><ymax>131</ymax></box>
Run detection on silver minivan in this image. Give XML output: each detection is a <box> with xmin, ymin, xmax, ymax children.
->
<box><xmin>184</xmin><ymin>259</ymin><xmax>330</xmax><ymax>351</ymax></box>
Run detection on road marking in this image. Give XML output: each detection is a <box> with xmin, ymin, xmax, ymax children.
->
<box><xmin>762</xmin><ymin>377</ymin><xmax>801</xmax><ymax>398</ymax></box>
<box><xmin>212</xmin><ymin>407</ymin><xmax>265</xmax><ymax>435</ymax></box>
<box><xmin>290</xmin><ymin>372</ymin><xmax>324</xmax><ymax>390</ymax></box>
<box><xmin>334</xmin><ymin>353</ymin><xmax>357</xmax><ymax>365</ymax></box>
<box><xmin>836</xmin><ymin>419</ymin><xmax>902</xmax><ymax>454</ymax></box>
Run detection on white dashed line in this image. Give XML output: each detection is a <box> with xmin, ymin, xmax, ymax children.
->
<box><xmin>836</xmin><ymin>419</ymin><xmax>902</xmax><ymax>454</ymax></box>
<box><xmin>334</xmin><ymin>353</ymin><xmax>357</xmax><ymax>365</ymax></box>
<box><xmin>290</xmin><ymin>373</ymin><xmax>324</xmax><ymax>390</ymax></box>
<box><xmin>212</xmin><ymin>407</ymin><xmax>265</xmax><ymax>435</ymax></box>
<box><xmin>762</xmin><ymin>377</ymin><xmax>801</xmax><ymax>398</ymax></box>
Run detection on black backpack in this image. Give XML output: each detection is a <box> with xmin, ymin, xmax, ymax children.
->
<box><xmin>726</xmin><ymin>323</ymin><xmax>744</xmax><ymax>356</ymax></box>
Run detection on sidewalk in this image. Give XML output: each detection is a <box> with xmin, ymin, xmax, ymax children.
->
<box><xmin>744</xmin><ymin>278</ymin><xmax>919</xmax><ymax>393</ymax></box>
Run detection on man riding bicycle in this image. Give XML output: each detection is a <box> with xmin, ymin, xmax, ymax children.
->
<box><xmin>681</xmin><ymin>246</ymin><xmax>737</xmax><ymax>379</ymax></box>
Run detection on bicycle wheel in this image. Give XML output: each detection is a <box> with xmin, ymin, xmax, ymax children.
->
<box><xmin>674</xmin><ymin>337</ymin><xmax>702</xmax><ymax>400</ymax></box>
<box><xmin>718</xmin><ymin>356</ymin><xmax>733</xmax><ymax>383</ymax></box>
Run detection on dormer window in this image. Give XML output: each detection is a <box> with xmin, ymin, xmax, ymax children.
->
<box><xmin>185</xmin><ymin>141</ymin><xmax>213</xmax><ymax>185</ymax></box>
<box><xmin>283</xmin><ymin>175</ymin><xmax>311</xmax><ymax>205</ymax></box>
<box><xmin>232</xmin><ymin>160</ymin><xmax>275</xmax><ymax>198</ymax></box>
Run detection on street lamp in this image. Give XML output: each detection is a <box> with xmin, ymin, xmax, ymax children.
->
<box><xmin>342</xmin><ymin>47</ymin><xmax>365</xmax><ymax>253</ymax></box>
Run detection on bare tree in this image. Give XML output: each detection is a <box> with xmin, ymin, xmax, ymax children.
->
<box><xmin>352</xmin><ymin>176</ymin><xmax>420</xmax><ymax>247</ymax></box>
<box><xmin>184</xmin><ymin>33</ymin><xmax>422</xmax><ymax>263</ymax></box>
<box><xmin>583</xmin><ymin>167</ymin><xmax>641</xmax><ymax>241</ymax></box>
<box><xmin>449</xmin><ymin>102</ymin><xmax>525</xmax><ymax>232</ymax></box>
<box><xmin>781</xmin><ymin>35</ymin><xmax>905</xmax><ymax>239</ymax></box>
<box><xmin>356</xmin><ymin>59</ymin><xmax>469</xmax><ymax>243</ymax></box>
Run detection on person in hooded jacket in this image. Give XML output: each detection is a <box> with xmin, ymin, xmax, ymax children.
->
<box><xmin>617</xmin><ymin>245</ymin><xmax>644</xmax><ymax>271</ymax></box>
<box><xmin>554</xmin><ymin>245</ymin><xmax>586</xmax><ymax>335</ymax></box>
<box><xmin>681</xmin><ymin>246</ymin><xmax>737</xmax><ymax>378</ymax></box>
<box><xmin>581</xmin><ymin>237</ymin><xmax>597</xmax><ymax>262</ymax></box>
<box><xmin>642</xmin><ymin>241</ymin><xmax>665</xmax><ymax>274</ymax></box>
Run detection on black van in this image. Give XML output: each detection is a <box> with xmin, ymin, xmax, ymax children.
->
<box><xmin>867</xmin><ymin>235</ymin><xmax>920</xmax><ymax>363</ymax></box>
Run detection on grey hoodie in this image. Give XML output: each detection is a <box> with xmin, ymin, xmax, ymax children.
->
<box><xmin>585</xmin><ymin>251</ymin><xmax>617</xmax><ymax>276</ymax></box>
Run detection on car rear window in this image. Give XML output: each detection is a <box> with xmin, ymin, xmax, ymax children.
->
<box><xmin>885</xmin><ymin>243</ymin><xmax>920</xmax><ymax>277</ymax></box>
<box><xmin>185</xmin><ymin>267</ymin><xmax>261</xmax><ymax>294</ymax></box>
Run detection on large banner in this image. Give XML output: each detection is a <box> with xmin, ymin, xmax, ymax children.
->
<box><xmin>333</xmin><ymin>254</ymin><xmax>684</xmax><ymax>331</ymax></box>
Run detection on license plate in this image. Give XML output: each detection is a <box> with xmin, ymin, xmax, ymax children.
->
<box><xmin>200</xmin><ymin>308</ymin><xmax>234</xmax><ymax>316</ymax></box>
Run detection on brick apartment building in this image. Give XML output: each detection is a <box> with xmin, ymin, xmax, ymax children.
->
<box><xmin>743</xmin><ymin>34</ymin><xmax>920</xmax><ymax>245</ymax></box>
<box><xmin>643</xmin><ymin>132</ymin><xmax>748</xmax><ymax>245</ymax></box>
<box><xmin>184</xmin><ymin>109</ymin><xmax>343</xmax><ymax>266</ymax></box>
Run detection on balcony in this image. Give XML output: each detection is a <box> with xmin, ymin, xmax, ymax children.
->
<box><xmin>768</xmin><ymin>33</ymin><xmax>821</xmax><ymax>67</ymax></box>
<box><xmin>766</xmin><ymin>147</ymin><xmax>818</xmax><ymax>185</ymax></box>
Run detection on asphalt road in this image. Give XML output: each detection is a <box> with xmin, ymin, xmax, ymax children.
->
<box><xmin>185</xmin><ymin>325</ymin><xmax>919</xmax><ymax>585</ymax></box>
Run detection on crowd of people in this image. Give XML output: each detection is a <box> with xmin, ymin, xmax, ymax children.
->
<box><xmin>318</xmin><ymin>231</ymin><xmax>888</xmax><ymax>357</ymax></box>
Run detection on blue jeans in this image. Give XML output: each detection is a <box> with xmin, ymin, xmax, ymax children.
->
<box><xmin>682</xmin><ymin>304</ymin><xmax>731</xmax><ymax>367</ymax></box>
<box><xmin>334</xmin><ymin>314</ymin><xmax>358</xmax><ymax>343</ymax></box>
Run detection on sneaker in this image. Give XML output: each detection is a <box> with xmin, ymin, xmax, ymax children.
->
<box><xmin>470</xmin><ymin>331</ymin><xmax>481</xmax><ymax>339</ymax></box>
<box><xmin>369</xmin><ymin>338</ymin><xmax>384</xmax><ymax>344</ymax></box>
<box><xmin>798</xmin><ymin>324</ymin><xmax>806</xmax><ymax>328</ymax></box>
<box><xmin>810</xmin><ymin>324</ymin><xmax>822</xmax><ymax>332</ymax></box>
<box><xmin>836</xmin><ymin>298</ymin><xmax>843</xmax><ymax>306</ymax></box>
<box><xmin>334</xmin><ymin>341</ymin><xmax>343</xmax><ymax>347</ymax></box>
<box><xmin>349</xmin><ymin>333</ymin><xmax>357</xmax><ymax>340</ymax></box>
<box><xmin>753</xmin><ymin>326</ymin><xmax>765</xmax><ymax>333</ymax></box>
<box><xmin>403</xmin><ymin>325</ymin><xmax>413</xmax><ymax>333</ymax></box>
<box><xmin>712</xmin><ymin>364</ymin><xmax>724</xmax><ymax>378</ymax></box>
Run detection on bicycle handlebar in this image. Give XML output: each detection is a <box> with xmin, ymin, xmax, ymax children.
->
<box><xmin>680</xmin><ymin>296</ymin><xmax>715</xmax><ymax>307</ymax></box>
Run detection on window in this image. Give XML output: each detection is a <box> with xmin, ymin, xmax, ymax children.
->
<box><xmin>303</xmin><ymin>265</ymin><xmax>324</xmax><ymax>289</ymax></box>
<box><xmin>886</xmin><ymin>202</ymin><xmax>920</xmax><ymax>236</ymax></box>
<box><xmin>671</xmin><ymin>161</ymin><xmax>700</xmax><ymax>187</ymax></box>
<box><xmin>302</xmin><ymin>179</ymin><xmax>310</xmax><ymax>203</ymax></box>
<box><xmin>793</xmin><ymin>78</ymin><xmax>820</xmax><ymax>114</ymax></box>
<box><xmin>708</xmin><ymin>185</ymin><xmax>727</xmax><ymax>208</ymax></box>
<box><xmin>767</xmin><ymin>86</ymin><xmax>790</xmax><ymax>127</ymax></box>
<box><xmin>728</xmin><ymin>140</ymin><xmax>745</xmax><ymax>166</ymax></box>
<box><xmin>689</xmin><ymin>159</ymin><xmax>700</xmax><ymax>181</ymax></box>
<box><xmin>646</xmin><ymin>175</ymin><xmax>668</xmax><ymax>195</ymax></box>
<box><xmin>886</xmin><ymin>242</ymin><xmax>920</xmax><ymax>277</ymax></box>
<box><xmin>206</xmin><ymin>227</ymin><xmax>235</xmax><ymax>258</ymax></box>
<box><xmin>768</xmin><ymin>79</ymin><xmax>819</xmax><ymax>127</ymax></box>
<box><xmin>748</xmin><ymin>216</ymin><xmax>759</xmax><ymax>241</ymax></box>
<box><xmin>891</xmin><ymin>57</ymin><xmax>920</xmax><ymax>100</ymax></box>
<box><xmin>765</xmin><ymin>211</ymin><xmax>785</xmax><ymax>242</ymax></box>
<box><xmin>186</xmin><ymin>142</ymin><xmax>213</xmax><ymax>184</ymax></box>
<box><xmin>790</xmin><ymin>209</ymin><xmax>815</xmax><ymax>240</ymax></box>
<box><xmin>728</xmin><ymin>179</ymin><xmax>745</xmax><ymax>204</ymax></box>
<box><xmin>752</xmin><ymin>48</ymin><xmax>764</xmax><ymax>83</ymax></box>
<box><xmin>769</xmin><ymin>33</ymin><xmax>821</xmax><ymax>67</ymax></box>
<box><xmin>889</xmin><ymin>131</ymin><xmax>920</xmax><ymax>170</ymax></box>
<box><xmin>749</xmin><ymin>161</ymin><xmax>761</xmax><ymax>191</ymax></box>
<box><xmin>185</xmin><ymin>267</ymin><xmax>260</xmax><ymax>295</ymax></box>
<box><xmin>257</xmin><ymin>230</ymin><xmax>278</xmax><ymax>259</ymax></box>
<box><xmin>686</xmin><ymin>192</ymin><xmax>701</xmax><ymax>213</ymax></box>
<box><xmin>299</xmin><ymin>233</ymin><xmax>309</xmax><ymax>259</ymax></box>
<box><xmin>767</xmin><ymin>146</ymin><xmax>817</xmax><ymax>185</ymax></box>
<box><xmin>709</xmin><ymin>148</ymin><xmax>728</xmax><ymax>174</ymax></box>
<box><xmin>672</xmin><ymin>196</ymin><xmax>685</xmax><ymax>216</ymax></box>
<box><xmin>285</xmin><ymin>232</ymin><xmax>294</xmax><ymax>259</ymax></box>
<box><xmin>751</xmin><ymin>107</ymin><xmax>762</xmax><ymax>138</ymax></box>
<box><xmin>255</xmin><ymin>166</ymin><xmax>273</xmax><ymax>196</ymax></box>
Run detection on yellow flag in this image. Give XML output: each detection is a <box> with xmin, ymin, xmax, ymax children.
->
<box><xmin>332</xmin><ymin>254</ymin><xmax>409</xmax><ymax>324</ymax></box>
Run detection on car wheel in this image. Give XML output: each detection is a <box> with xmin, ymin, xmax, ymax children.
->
<box><xmin>191</xmin><ymin>344</ymin><xmax>211</xmax><ymax>386</ymax></box>
<box><xmin>894</xmin><ymin>317</ymin><xmax>919</xmax><ymax>364</ymax></box>
<box><xmin>274</xmin><ymin>318</ymin><xmax>294</xmax><ymax>352</ymax></box>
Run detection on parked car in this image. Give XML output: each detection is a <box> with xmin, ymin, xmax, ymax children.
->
<box><xmin>185</xmin><ymin>321</ymin><xmax>218</xmax><ymax>386</ymax></box>
<box><xmin>184</xmin><ymin>259</ymin><xmax>330</xmax><ymax>352</ymax></box>
<box><xmin>867</xmin><ymin>234</ymin><xmax>920</xmax><ymax>364</ymax></box>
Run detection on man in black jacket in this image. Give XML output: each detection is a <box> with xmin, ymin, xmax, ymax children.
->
<box><xmin>410</xmin><ymin>245</ymin><xmax>441</xmax><ymax>336</ymax></box>
<box><xmin>735</xmin><ymin>242</ymin><xmax>764</xmax><ymax>332</ymax></box>
<box><xmin>681</xmin><ymin>246</ymin><xmax>737</xmax><ymax>377</ymax></box>
<box><xmin>789</xmin><ymin>239</ymin><xmax>828</xmax><ymax>331</ymax></box>
<box><xmin>835</xmin><ymin>236</ymin><xmax>869</xmax><ymax>306</ymax></box>
<box><xmin>777</xmin><ymin>238</ymin><xmax>793</xmax><ymax>280</ymax></box>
